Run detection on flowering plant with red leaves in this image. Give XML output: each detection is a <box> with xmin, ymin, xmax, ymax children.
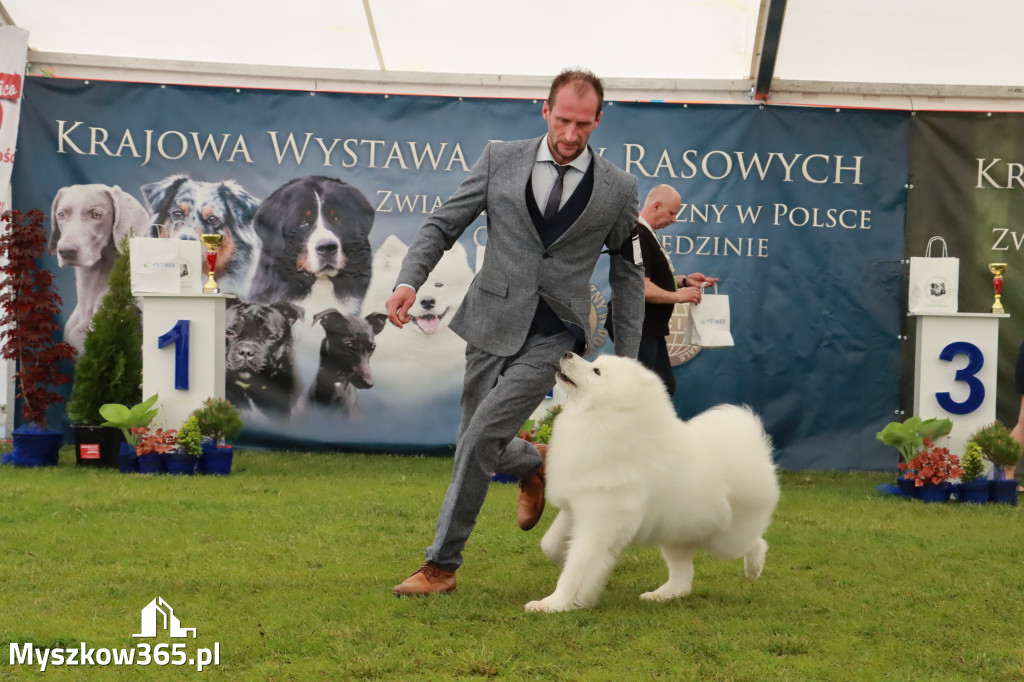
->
<box><xmin>897</xmin><ymin>438</ymin><xmax>963</xmax><ymax>486</ymax></box>
<box><xmin>132</xmin><ymin>427</ymin><xmax>178</xmax><ymax>456</ymax></box>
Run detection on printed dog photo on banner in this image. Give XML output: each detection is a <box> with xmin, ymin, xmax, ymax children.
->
<box><xmin>141</xmin><ymin>174</ymin><xmax>262</xmax><ymax>299</ymax></box>
<box><xmin>48</xmin><ymin>183</ymin><xmax>150</xmax><ymax>354</ymax></box>
<box><xmin>224</xmin><ymin>299</ymin><xmax>305</xmax><ymax>418</ymax></box>
<box><xmin>240</xmin><ymin>175</ymin><xmax>379</xmax><ymax>432</ymax></box>
<box><xmin>248</xmin><ymin>175</ymin><xmax>375</xmax><ymax>315</ymax></box>
<box><xmin>304</xmin><ymin>308</ymin><xmax>388</xmax><ymax>418</ymax></box>
<box><xmin>358</xmin><ymin>235</ymin><xmax>474</xmax><ymax>425</ymax></box>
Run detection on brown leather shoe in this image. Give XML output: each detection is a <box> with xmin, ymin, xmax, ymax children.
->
<box><xmin>392</xmin><ymin>561</ymin><xmax>457</xmax><ymax>596</ymax></box>
<box><xmin>517</xmin><ymin>444</ymin><xmax>547</xmax><ymax>531</ymax></box>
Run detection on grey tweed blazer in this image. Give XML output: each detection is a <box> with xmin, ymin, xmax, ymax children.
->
<box><xmin>396</xmin><ymin>136</ymin><xmax>645</xmax><ymax>358</ymax></box>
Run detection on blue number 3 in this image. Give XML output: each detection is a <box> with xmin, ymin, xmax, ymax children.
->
<box><xmin>935</xmin><ymin>341</ymin><xmax>984</xmax><ymax>415</ymax></box>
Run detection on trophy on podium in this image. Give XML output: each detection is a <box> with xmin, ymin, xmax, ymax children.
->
<box><xmin>989</xmin><ymin>262</ymin><xmax>1008</xmax><ymax>313</ymax></box>
<box><xmin>200</xmin><ymin>233</ymin><xmax>223</xmax><ymax>294</ymax></box>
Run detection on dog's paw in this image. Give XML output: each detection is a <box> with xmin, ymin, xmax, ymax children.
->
<box><xmin>524</xmin><ymin>597</ymin><xmax>577</xmax><ymax>613</ymax></box>
<box><xmin>524</xmin><ymin>599</ymin><xmax>550</xmax><ymax>613</ymax></box>
<box><xmin>640</xmin><ymin>586</ymin><xmax>690</xmax><ymax>602</ymax></box>
<box><xmin>744</xmin><ymin>538</ymin><xmax>768</xmax><ymax>581</ymax></box>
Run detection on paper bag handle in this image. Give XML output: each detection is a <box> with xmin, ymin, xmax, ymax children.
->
<box><xmin>698</xmin><ymin>282</ymin><xmax>719</xmax><ymax>295</ymax></box>
<box><xmin>925</xmin><ymin>236</ymin><xmax>948</xmax><ymax>258</ymax></box>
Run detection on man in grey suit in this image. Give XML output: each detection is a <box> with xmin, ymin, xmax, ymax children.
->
<box><xmin>387</xmin><ymin>69</ymin><xmax>645</xmax><ymax>596</ymax></box>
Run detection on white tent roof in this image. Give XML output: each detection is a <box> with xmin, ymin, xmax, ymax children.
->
<box><xmin>3</xmin><ymin>0</ymin><xmax>1024</xmax><ymax>108</ymax></box>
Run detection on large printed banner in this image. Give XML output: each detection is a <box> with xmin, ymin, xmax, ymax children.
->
<box><xmin>906</xmin><ymin>112</ymin><xmax>1024</xmax><ymax>429</ymax></box>
<box><xmin>13</xmin><ymin>78</ymin><xmax>910</xmax><ymax>469</ymax></box>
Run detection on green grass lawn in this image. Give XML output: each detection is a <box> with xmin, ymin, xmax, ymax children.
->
<box><xmin>1</xmin><ymin>448</ymin><xmax>1023</xmax><ymax>681</ymax></box>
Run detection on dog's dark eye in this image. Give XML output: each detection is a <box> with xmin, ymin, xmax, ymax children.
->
<box><xmin>206</xmin><ymin>216</ymin><xmax>221</xmax><ymax>228</ymax></box>
<box><xmin>91</xmin><ymin>211</ymin><xmax>103</xmax><ymax>219</ymax></box>
<box><xmin>434</xmin><ymin>282</ymin><xmax>444</xmax><ymax>288</ymax></box>
<box><xmin>171</xmin><ymin>209</ymin><xmax>185</xmax><ymax>220</ymax></box>
<box><xmin>57</xmin><ymin>211</ymin><xmax>65</xmax><ymax>220</ymax></box>
<box><xmin>593</xmin><ymin>368</ymin><xmax>601</xmax><ymax>375</ymax></box>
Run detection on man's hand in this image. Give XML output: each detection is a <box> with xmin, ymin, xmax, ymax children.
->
<box><xmin>385</xmin><ymin>286</ymin><xmax>416</xmax><ymax>328</ymax></box>
<box><xmin>680</xmin><ymin>272</ymin><xmax>719</xmax><ymax>288</ymax></box>
<box><xmin>676</xmin><ymin>286</ymin><xmax>702</xmax><ymax>305</ymax></box>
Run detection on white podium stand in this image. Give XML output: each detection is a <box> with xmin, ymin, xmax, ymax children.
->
<box><xmin>139</xmin><ymin>293</ymin><xmax>232</xmax><ymax>431</ymax></box>
<box><xmin>911</xmin><ymin>312</ymin><xmax>1009</xmax><ymax>456</ymax></box>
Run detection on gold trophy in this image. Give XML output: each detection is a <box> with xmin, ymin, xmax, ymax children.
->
<box><xmin>200</xmin><ymin>233</ymin><xmax>223</xmax><ymax>294</ymax></box>
<box><xmin>989</xmin><ymin>262</ymin><xmax>1008</xmax><ymax>313</ymax></box>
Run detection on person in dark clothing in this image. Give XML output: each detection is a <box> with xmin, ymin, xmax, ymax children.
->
<box><xmin>632</xmin><ymin>184</ymin><xmax>717</xmax><ymax>395</ymax></box>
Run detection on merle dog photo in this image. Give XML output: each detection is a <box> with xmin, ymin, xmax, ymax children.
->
<box><xmin>141</xmin><ymin>174</ymin><xmax>262</xmax><ymax>298</ymax></box>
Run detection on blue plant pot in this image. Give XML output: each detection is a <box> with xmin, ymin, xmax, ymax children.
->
<box><xmin>199</xmin><ymin>442</ymin><xmax>233</xmax><ymax>475</ymax></box>
<box><xmin>896</xmin><ymin>477</ymin><xmax>918</xmax><ymax>498</ymax></box>
<box><xmin>957</xmin><ymin>479</ymin><xmax>990</xmax><ymax>504</ymax></box>
<box><xmin>989</xmin><ymin>479</ymin><xmax>1019</xmax><ymax>505</ymax></box>
<box><xmin>917</xmin><ymin>481</ymin><xmax>953</xmax><ymax>503</ymax></box>
<box><xmin>118</xmin><ymin>442</ymin><xmax>139</xmax><ymax>473</ymax></box>
<box><xmin>138</xmin><ymin>453</ymin><xmax>166</xmax><ymax>475</ymax></box>
<box><xmin>7</xmin><ymin>425</ymin><xmax>63</xmax><ymax>467</ymax></box>
<box><xmin>166</xmin><ymin>452</ymin><xmax>198</xmax><ymax>476</ymax></box>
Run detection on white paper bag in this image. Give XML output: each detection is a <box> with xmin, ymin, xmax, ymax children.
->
<box><xmin>130</xmin><ymin>237</ymin><xmax>180</xmax><ymax>294</ymax></box>
<box><xmin>908</xmin><ymin>236</ymin><xmax>958</xmax><ymax>313</ymax></box>
<box><xmin>130</xmin><ymin>238</ymin><xmax>204</xmax><ymax>294</ymax></box>
<box><xmin>683</xmin><ymin>283</ymin><xmax>734</xmax><ymax>348</ymax></box>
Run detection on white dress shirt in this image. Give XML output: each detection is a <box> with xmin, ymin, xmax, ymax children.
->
<box><xmin>531</xmin><ymin>135</ymin><xmax>592</xmax><ymax>213</ymax></box>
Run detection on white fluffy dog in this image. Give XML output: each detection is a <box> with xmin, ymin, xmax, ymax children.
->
<box><xmin>359</xmin><ymin>235</ymin><xmax>472</xmax><ymax>410</ymax></box>
<box><xmin>526</xmin><ymin>353</ymin><xmax>779</xmax><ymax>613</ymax></box>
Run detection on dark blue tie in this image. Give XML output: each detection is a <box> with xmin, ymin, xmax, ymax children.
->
<box><xmin>543</xmin><ymin>164</ymin><xmax>570</xmax><ymax>222</ymax></box>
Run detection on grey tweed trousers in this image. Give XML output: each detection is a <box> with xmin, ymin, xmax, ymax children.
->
<box><xmin>425</xmin><ymin>329</ymin><xmax>576</xmax><ymax>570</ymax></box>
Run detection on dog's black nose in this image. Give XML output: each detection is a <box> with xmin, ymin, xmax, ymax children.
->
<box><xmin>562</xmin><ymin>351</ymin><xmax>574</xmax><ymax>360</ymax></box>
<box><xmin>59</xmin><ymin>247</ymin><xmax>78</xmax><ymax>260</ymax></box>
<box><xmin>316</xmin><ymin>241</ymin><xmax>338</xmax><ymax>257</ymax></box>
<box><xmin>420</xmin><ymin>297</ymin><xmax>435</xmax><ymax>311</ymax></box>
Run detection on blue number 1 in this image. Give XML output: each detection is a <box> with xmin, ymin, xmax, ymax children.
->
<box><xmin>935</xmin><ymin>341</ymin><xmax>984</xmax><ymax>415</ymax></box>
<box><xmin>158</xmin><ymin>320</ymin><xmax>190</xmax><ymax>390</ymax></box>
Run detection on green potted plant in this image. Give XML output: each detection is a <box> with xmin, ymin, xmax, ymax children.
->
<box><xmin>193</xmin><ymin>397</ymin><xmax>244</xmax><ymax>475</ymax></box>
<box><xmin>876</xmin><ymin>415</ymin><xmax>953</xmax><ymax>496</ymax></box>
<box><xmin>0</xmin><ymin>209</ymin><xmax>77</xmax><ymax>467</ymax></box>
<box><xmin>66</xmin><ymin>236</ymin><xmax>143</xmax><ymax>468</ymax></box>
<box><xmin>897</xmin><ymin>438</ymin><xmax>962</xmax><ymax>503</ymax></box>
<box><xmin>968</xmin><ymin>421</ymin><xmax>1020</xmax><ymax>505</ymax></box>
<box><xmin>168</xmin><ymin>415</ymin><xmax>202</xmax><ymax>476</ymax></box>
<box><xmin>133</xmin><ymin>426</ymin><xmax>177</xmax><ymax>475</ymax></box>
<box><xmin>494</xmin><ymin>404</ymin><xmax>563</xmax><ymax>484</ymax></box>
<box><xmin>957</xmin><ymin>442</ymin><xmax>989</xmax><ymax>504</ymax></box>
<box><xmin>99</xmin><ymin>393</ymin><xmax>158</xmax><ymax>473</ymax></box>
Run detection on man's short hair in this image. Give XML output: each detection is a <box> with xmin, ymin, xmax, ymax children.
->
<box><xmin>548</xmin><ymin>68</ymin><xmax>605</xmax><ymax>117</ymax></box>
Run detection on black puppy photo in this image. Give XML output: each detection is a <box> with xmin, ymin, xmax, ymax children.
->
<box><xmin>225</xmin><ymin>300</ymin><xmax>304</xmax><ymax>415</ymax></box>
<box><xmin>309</xmin><ymin>309</ymin><xmax>388</xmax><ymax>416</ymax></box>
<box><xmin>247</xmin><ymin>176</ymin><xmax>374</xmax><ymax>313</ymax></box>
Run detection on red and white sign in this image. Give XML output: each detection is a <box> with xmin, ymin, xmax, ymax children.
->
<box><xmin>0</xmin><ymin>71</ymin><xmax>22</xmax><ymax>100</ymax></box>
<box><xmin>79</xmin><ymin>444</ymin><xmax>101</xmax><ymax>460</ymax></box>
